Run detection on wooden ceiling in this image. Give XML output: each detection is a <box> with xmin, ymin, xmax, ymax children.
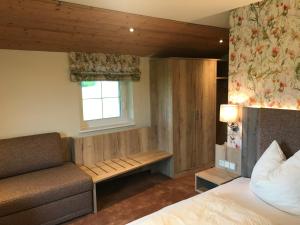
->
<box><xmin>0</xmin><ymin>0</ymin><xmax>229</xmax><ymax>58</ymax></box>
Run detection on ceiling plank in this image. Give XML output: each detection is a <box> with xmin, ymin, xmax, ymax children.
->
<box><xmin>0</xmin><ymin>0</ymin><xmax>229</xmax><ymax>57</ymax></box>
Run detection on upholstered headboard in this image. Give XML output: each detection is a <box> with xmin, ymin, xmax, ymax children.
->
<box><xmin>242</xmin><ymin>107</ymin><xmax>300</xmax><ymax>178</ymax></box>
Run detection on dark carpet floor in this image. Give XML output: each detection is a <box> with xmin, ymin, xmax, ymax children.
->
<box><xmin>67</xmin><ymin>171</ymin><xmax>197</xmax><ymax>225</ymax></box>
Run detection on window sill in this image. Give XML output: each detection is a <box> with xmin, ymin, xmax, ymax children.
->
<box><xmin>79</xmin><ymin>121</ymin><xmax>135</xmax><ymax>134</ymax></box>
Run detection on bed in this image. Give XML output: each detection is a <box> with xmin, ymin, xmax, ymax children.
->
<box><xmin>128</xmin><ymin>107</ymin><xmax>300</xmax><ymax>225</ymax></box>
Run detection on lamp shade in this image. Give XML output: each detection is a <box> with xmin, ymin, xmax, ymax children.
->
<box><xmin>220</xmin><ymin>104</ymin><xmax>239</xmax><ymax>123</ymax></box>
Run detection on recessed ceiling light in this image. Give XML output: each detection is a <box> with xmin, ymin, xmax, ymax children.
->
<box><xmin>219</xmin><ymin>39</ymin><xmax>224</xmax><ymax>44</ymax></box>
<box><xmin>129</xmin><ymin>27</ymin><xmax>135</xmax><ymax>33</ymax></box>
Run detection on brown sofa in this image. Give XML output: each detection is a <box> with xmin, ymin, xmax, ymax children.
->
<box><xmin>0</xmin><ymin>133</ymin><xmax>93</xmax><ymax>225</ymax></box>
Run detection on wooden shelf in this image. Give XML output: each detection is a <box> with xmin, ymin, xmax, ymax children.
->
<box><xmin>80</xmin><ymin>150</ymin><xmax>173</xmax><ymax>183</ymax></box>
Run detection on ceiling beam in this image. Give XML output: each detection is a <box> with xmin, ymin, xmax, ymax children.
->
<box><xmin>0</xmin><ymin>0</ymin><xmax>229</xmax><ymax>58</ymax></box>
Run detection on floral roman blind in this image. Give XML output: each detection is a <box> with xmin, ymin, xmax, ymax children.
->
<box><xmin>69</xmin><ymin>52</ymin><xmax>141</xmax><ymax>82</ymax></box>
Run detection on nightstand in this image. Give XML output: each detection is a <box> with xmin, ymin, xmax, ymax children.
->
<box><xmin>195</xmin><ymin>167</ymin><xmax>240</xmax><ymax>193</ymax></box>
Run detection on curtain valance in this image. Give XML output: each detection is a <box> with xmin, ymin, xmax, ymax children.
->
<box><xmin>69</xmin><ymin>52</ymin><xmax>141</xmax><ymax>82</ymax></box>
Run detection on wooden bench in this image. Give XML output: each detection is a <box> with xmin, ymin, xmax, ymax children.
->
<box><xmin>74</xmin><ymin>128</ymin><xmax>173</xmax><ymax>213</ymax></box>
<box><xmin>81</xmin><ymin>150</ymin><xmax>172</xmax><ymax>212</ymax></box>
<box><xmin>80</xmin><ymin>150</ymin><xmax>173</xmax><ymax>183</ymax></box>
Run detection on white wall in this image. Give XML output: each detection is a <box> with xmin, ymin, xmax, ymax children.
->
<box><xmin>0</xmin><ymin>49</ymin><xmax>151</xmax><ymax>139</ymax></box>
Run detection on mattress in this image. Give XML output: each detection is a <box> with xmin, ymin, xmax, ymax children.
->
<box><xmin>128</xmin><ymin>177</ymin><xmax>300</xmax><ymax>225</ymax></box>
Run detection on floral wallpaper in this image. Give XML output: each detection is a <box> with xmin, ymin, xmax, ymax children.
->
<box><xmin>229</xmin><ymin>0</ymin><xmax>300</xmax><ymax>109</ymax></box>
<box><xmin>228</xmin><ymin>0</ymin><xmax>300</xmax><ymax>150</ymax></box>
<box><xmin>69</xmin><ymin>52</ymin><xmax>141</xmax><ymax>82</ymax></box>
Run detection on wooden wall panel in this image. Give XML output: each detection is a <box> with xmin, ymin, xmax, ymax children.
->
<box><xmin>195</xmin><ymin>60</ymin><xmax>216</xmax><ymax>168</ymax></box>
<box><xmin>61</xmin><ymin>137</ymin><xmax>74</xmax><ymax>162</ymax></box>
<box><xmin>74</xmin><ymin>138</ymin><xmax>84</xmax><ymax>165</ymax></box>
<box><xmin>92</xmin><ymin>135</ymin><xmax>106</xmax><ymax>162</ymax></box>
<box><xmin>0</xmin><ymin>0</ymin><xmax>229</xmax><ymax>57</ymax></box>
<box><xmin>74</xmin><ymin>127</ymin><xmax>157</xmax><ymax>166</ymax></box>
<box><xmin>139</xmin><ymin>127</ymin><xmax>158</xmax><ymax>153</ymax></box>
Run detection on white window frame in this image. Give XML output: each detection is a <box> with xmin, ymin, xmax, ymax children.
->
<box><xmin>80</xmin><ymin>81</ymin><xmax>135</xmax><ymax>133</ymax></box>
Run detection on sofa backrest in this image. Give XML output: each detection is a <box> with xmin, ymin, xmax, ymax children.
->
<box><xmin>0</xmin><ymin>133</ymin><xmax>64</xmax><ymax>179</ymax></box>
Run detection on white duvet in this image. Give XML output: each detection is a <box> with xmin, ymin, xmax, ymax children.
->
<box><xmin>127</xmin><ymin>178</ymin><xmax>300</xmax><ymax>225</ymax></box>
<box><xmin>128</xmin><ymin>194</ymin><xmax>273</xmax><ymax>225</ymax></box>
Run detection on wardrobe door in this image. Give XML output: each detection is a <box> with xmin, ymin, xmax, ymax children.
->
<box><xmin>194</xmin><ymin>60</ymin><xmax>216</xmax><ymax>168</ymax></box>
<box><xmin>172</xmin><ymin>59</ymin><xmax>198</xmax><ymax>174</ymax></box>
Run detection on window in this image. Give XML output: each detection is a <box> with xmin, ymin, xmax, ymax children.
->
<box><xmin>80</xmin><ymin>81</ymin><xmax>134</xmax><ymax>131</ymax></box>
<box><xmin>82</xmin><ymin>81</ymin><xmax>120</xmax><ymax>120</ymax></box>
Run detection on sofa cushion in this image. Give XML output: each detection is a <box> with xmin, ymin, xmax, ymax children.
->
<box><xmin>0</xmin><ymin>163</ymin><xmax>93</xmax><ymax>217</ymax></box>
<box><xmin>0</xmin><ymin>133</ymin><xmax>64</xmax><ymax>178</ymax></box>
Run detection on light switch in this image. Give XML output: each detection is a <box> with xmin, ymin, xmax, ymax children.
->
<box><xmin>229</xmin><ymin>162</ymin><xmax>236</xmax><ymax>171</ymax></box>
<box><xmin>224</xmin><ymin>160</ymin><xmax>230</xmax><ymax>169</ymax></box>
<box><xmin>219</xmin><ymin>160</ymin><xmax>225</xmax><ymax>167</ymax></box>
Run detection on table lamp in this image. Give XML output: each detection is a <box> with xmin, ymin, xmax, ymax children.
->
<box><xmin>220</xmin><ymin>104</ymin><xmax>239</xmax><ymax>132</ymax></box>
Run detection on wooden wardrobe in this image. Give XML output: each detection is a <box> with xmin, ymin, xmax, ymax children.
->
<box><xmin>150</xmin><ymin>58</ymin><xmax>216</xmax><ymax>175</ymax></box>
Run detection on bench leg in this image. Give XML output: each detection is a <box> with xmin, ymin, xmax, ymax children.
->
<box><xmin>93</xmin><ymin>183</ymin><xmax>98</xmax><ymax>213</ymax></box>
<box><xmin>153</xmin><ymin>158</ymin><xmax>174</xmax><ymax>178</ymax></box>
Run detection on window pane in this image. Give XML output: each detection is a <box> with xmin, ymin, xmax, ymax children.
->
<box><xmin>102</xmin><ymin>81</ymin><xmax>119</xmax><ymax>98</ymax></box>
<box><xmin>82</xmin><ymin>81</ymin><xmax>102</xmax><ymax>99</ymax></box>
<box><xmin>102</xmin><ymin>98</ymin><xmax>120</xmax><ymax>118</ymax></box>
<box><xmin>82</xmin><ymin>99</ymin><xmax>103</xmax><ymax>121</ymax></box>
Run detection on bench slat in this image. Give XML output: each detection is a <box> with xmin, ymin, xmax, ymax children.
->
<box><xmin>89</xmin><ymin>166</ymin><xmax>108</xmax><ymax>176</ymax></box>
<box><xmin>110</xmin><ymin>159</ymin><xmax>132</xmax><ymax>169</ymax></box>
<box><xmin>96</xmin><ymin>163</ymin><xmax>116</xmax><ymax>173</ymax></box>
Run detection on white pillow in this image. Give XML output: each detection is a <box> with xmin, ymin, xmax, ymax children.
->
<box><xmin>250</xmin><ymin>140</ymin><xmax>300</xmax><ymax>215</ymax></box>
